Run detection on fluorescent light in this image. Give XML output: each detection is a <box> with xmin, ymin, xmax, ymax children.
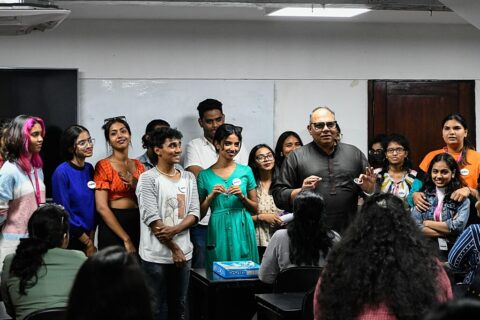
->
<box><xmin>268</xmin><ymin>7</ymin><xmax>371</xmax><ymax>18</ymax></box>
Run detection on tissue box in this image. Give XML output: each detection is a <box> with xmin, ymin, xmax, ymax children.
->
<box><xmin>213</xmin><ymin>261</ymin><xmax>260</xmax><ymax>279</ymax></box>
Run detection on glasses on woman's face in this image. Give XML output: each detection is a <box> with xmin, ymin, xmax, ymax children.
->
<box><xmin>76</xmin><ymin>138</ymin><xmax>95</xmax><ymax>148</ymax></box>
<box><xmin>310</xmin><ymin>121</ymin><xmax>337</xmax><ymax>131</ymax></box>
<box><xmin>386</xmin><ymin>147</ymin><xmax>405</xmax><ymax>154</ymax></box>
<box><xmin>255</xmin><ymin>153</ymin><xmax>274</xmax><ymax>162</ymax></box>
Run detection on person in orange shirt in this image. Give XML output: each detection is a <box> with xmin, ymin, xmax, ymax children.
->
<box><xmin>409</xmin><ymin>114</ymin><xmax>480</xmax><ymax>220</ymax></box>
<box><xmin>94</xmin><ymin>116</ymin><xmax>145</xmax><ymax>253</ymax></box>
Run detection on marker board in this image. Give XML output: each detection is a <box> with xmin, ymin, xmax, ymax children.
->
<box><xmin>79</xmin><ymin>79</ymin><xmax>274</xmax><ymax>165</ymax></box>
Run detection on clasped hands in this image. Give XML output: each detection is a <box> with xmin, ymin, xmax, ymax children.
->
<box><xmin>210</xmin><ymin>184</ymin><xmax>244</xmax><ymax>199</ymax></box>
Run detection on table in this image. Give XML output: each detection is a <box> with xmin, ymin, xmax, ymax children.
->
<box><xmin>189</xmin><ymin>268</ymin><xmax>271</xmax><ymax>320</ymax></box>
<box><xmin>255</xmin><ymin>293</ymin><xmax>304</xmax><ymax>320</ymax></box>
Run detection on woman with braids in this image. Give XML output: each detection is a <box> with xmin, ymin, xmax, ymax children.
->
<box><xmin>314</xmin><ymin>193</ymin><xmax>452</xmax><ymax>320</ymax></box>
<box><xmin>258</xmin><ymin>191</ymin><xmax>339</xmax><ymax>284</ymax></box>
<box><xmin>409</xmin><ymin>114</ymin><xmax>480</xmax><ymax>220</ymax></box>
<box><xmin>1</xmin><ymin>204</ymin><xmax>86</xmax><ymax>320</ymax></box>
<box><xmin>0</xmin><ymin>115</ymin><xmax>46</xmax><ymax>269</ymax></box>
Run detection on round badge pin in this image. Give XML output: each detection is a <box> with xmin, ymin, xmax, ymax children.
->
<box><xmin>460</xmin><ymin>168</ymin><xmax>469</xmax><ymax>176</ymax></box>
<box><xmin>232</xmin><ymin>178</ymin><xmax>242</xmax><ymax>186</ymax></box>
<box><xmin>87</xmin><ymin>181</ymin><xmax>96</xmax><ymax>189</ymax></box>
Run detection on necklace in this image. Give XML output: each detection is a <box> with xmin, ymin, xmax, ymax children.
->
<box><xmin>155</xmin><ymin>166</ymin><xmax>177</xmax><ymax>177</ymax></box>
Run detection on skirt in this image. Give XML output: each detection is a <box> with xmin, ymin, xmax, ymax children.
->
<box><xmin>98</xmin><ymin>207</ymin><xmax>140</xmax><ymax>251</ymax></box>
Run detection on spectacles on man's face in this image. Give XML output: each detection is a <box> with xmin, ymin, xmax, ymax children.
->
<box><xmin>76</xmin><ymin>138</ymin><xmax>95</xmax><ymax>148</ymax></box>
<box><xmin>310</xmin><ymin>121</ymin><xmax>337</xmax><ymax>131</ymax></box>
<box><xmin>255</xmin><ymin>153</ymin><xmax>274</xmax><ymax>162</ymax></box>
<box><xmin>103</xmin><ymin>116</ymin><xmax>126</xmax><ymax>124</ymax></box>
<box><xmin>386</xmin><ymin>147</ymin><xmax>405</xmax><ymax>154</ymax></box>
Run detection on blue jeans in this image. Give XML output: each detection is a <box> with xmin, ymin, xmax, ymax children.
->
<box><xmin>142</xmin><ymin>259</ymin><xmax>191</xmax><ymax>320</ymax></box>
<box><xmin>190</xmin><ymin>225</ymin><xmax>208</xmax><ymax>268</ymax></box>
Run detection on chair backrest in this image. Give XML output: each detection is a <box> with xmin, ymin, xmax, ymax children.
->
<box><xmin>24</xmin><ymin>307</ymin><xmax>67</xmax><ymax>320</ymax></box>
<box><xmin>273</xmin><ymin>266</ymin><xmax>322</xmax><ymax>293</ymax></box>
<box><xmin>302</xmin><ymin>287</ymin><xmax>315</xmax><ymax>320</ymax></box>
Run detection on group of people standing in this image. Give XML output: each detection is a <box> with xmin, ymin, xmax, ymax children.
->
<box><xmin>1</xmin><ymin>99</ymin><xmax>480</xmax><ymax>319</ymax></box>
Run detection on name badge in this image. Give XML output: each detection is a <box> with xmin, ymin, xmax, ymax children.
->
<box><xmin>232</xmin><ymin>178</ymin><xmax>242</xmax><ymax>186</ymax></box>
<box><xmin>87</xmin><ymin>181</ymin><xmax>96</xmax><ymax>189</ymax></box>
<box><xmin>460</xmin><ymin>168</ymin><xmax>469</xmax><ymax>176</ymax></box>
<box><xmin>438</xmin><ymin>238</ymin><xmax>448</xmax><ymax>251</ymax></box>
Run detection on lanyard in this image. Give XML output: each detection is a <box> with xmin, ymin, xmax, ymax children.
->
<box><xmin>27</xmin><ymin>168</ymin><xmax>42</xmax><ymax>206</ymax></box>
<box><xmin>443</xmin><ymin>146</ymin><xmax>462</xmax><ymax>163</ymax></box>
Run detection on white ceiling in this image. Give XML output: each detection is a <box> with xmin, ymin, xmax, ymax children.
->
<box><xmin>56</xmin><ymin>1</ymin><xmax>467</xmax><ymax>24</ymax></box>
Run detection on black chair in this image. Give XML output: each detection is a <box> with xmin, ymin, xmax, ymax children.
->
<box><xmin>302</xmin><ymin>287</ymin><xmax>315</xmax><ymax>320</ymax></box>
<box><xmin>24</xmin><ymin>307</ymin><xmax>67</xmax><ymax>320</ymax></box>
<box><xmin>273</xmin><ymin>266</ymin><xmax>322</xmax><ymax>293</ymax></box>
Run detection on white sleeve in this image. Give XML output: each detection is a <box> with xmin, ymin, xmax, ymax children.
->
<box><xmin>183</xmin><ymin>140</ymin><xmax>203</xmax><ymax>169</ymax></box>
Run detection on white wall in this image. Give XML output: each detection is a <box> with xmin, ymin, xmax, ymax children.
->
<box><xmin>1</xmin><ymin>19</ymin><xmax>480</xmax><ymax>153</ymax></box>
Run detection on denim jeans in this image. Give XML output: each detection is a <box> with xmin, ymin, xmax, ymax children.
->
<box><xmin>142</xmin><ymin>259</ymin><xmax>191</xmax><ymax>320</ymax></box>
<box><xmin>190</xmin><ymin>225</ymin><xmax>208</xmax><ymax>268</ymax></box>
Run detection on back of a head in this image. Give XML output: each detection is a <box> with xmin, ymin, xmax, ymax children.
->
<box><xmin>67</xmin><ymin>247</ymin><xmax>153</xmax><ymax>320</ymax></box>
<box><xmin>424</xmin><ymin>299</ymin><xmax>480</xmax><ymax>320</ymax></box>
<box><xmin>317</xmin><ymin>193</ymin><xmax>439</xmax><ymax>320</ymax></box>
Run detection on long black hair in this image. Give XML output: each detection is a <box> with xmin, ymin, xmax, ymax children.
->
<box><xmin>317</xmin><ymin>193</ymin><xmax>442</xmax><ymax>320</ymax></box>
<box><xmin>67</xmin><ymin>246</ymin><xmax>153</xmax><ymax>320</ymax></box>
<box><xmin>288</xmin><ymin>191</ymin><xmax>334</xmax><ymax>266</ymax></box>
<box><xmin>212</xmin><ymin>123</ymin><xmax>242</xmax><ymax>152</ymax></box>
<box><xmin>9</xmin><ymin>204</ymin><xmax>69</xmax><ymax>295</ymax></box>
<box><xmin>274</xmin><ymin>131</ymin><xmax>303</xmax><ymax>168</ymax></box>
<box><xmin>248</xmin><ymin>144</ymin><xmax>276</xmax><ymax>182</ymax></box>
<box><xmin>442</xmin><ymin>113</ymin><xmax>474</xmax><ymax>167</ymax></box>
<box><xmin>60</xmin><ymin>125</ymin><xmax>90</xmax><ymax>161</ymax></box>
<box><xmin>421</xmin><ymin>153</ymin><xmax>466</xmax><ymax>197</ymax></box>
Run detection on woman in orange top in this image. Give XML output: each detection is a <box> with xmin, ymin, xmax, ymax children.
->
<box><xmin>94</xmin><ymin>117</ymin><xmax>145</xmax><ymax>253</ymax></box>
<box><xmin>410</xmin><ymin>113</ymin><xmax>480</xmax><ymax>215</ymax></box>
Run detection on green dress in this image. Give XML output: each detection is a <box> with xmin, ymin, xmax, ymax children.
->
<box><xmin>197</xmin><ymin>164</ymin><xmax>259</xmax><ymax>269</ymax></box>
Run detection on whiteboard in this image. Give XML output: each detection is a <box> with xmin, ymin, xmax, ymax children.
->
<box><xmin>78</xmin><ymin>79</ymin><xmax>274</xmax><ymax>166</ymax></box>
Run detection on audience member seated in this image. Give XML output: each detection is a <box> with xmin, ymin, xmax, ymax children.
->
<box><xmin>1</xmin><ymin>204</ymin><xmax>86</xmax><ymax>320</ymax></box>
<box><xmin>259</xmin><ymin>191</ymin><xmax>339</xmax><ymax>284</ymax></box>
<box><xmin>423</xmin><ymin>298</ymin><xmax>480</xmax><ymax>320</ymax></box>
<box><xmin>315</xmin><ymin>193</ymin><xmax>452</xmax><ymax>320</ymax></box>
<box><xmin>448</xmin><ymin>224</ymin><xmax>480</xmax><ymax>285</ymax></box>
<box><xmin>67</xmin><ymin>246</ymin><xmax>153</xmax><ymax>320</ymax></box>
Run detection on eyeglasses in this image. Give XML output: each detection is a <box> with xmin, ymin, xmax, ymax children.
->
<box><xmin>369</xmin><ymin>149</ymin><xmax>384</xmax><ymax>156</ymax></box>
<box><xmin>103</xmin><ymin>116</ymin><xmax>126</xmax><ymax>124</ymax></box>
<box><xmin>255</xmin><ymin>153</ymin><xmax>274</xmax><ymax>162</ymax></box>
<box><xmin>386</xmin><ymin>147</ymin><xmax>405</xmax><ymax>154</ymax></box>
<box><xmin>76</xmin><ymin>138</ymin><xmax>95</xmax><ymax>148</ymax></box>
<box><xmin>310</xmin><ymin>121</ymin><xmax>337</xmax><ymax>130</ymax></box>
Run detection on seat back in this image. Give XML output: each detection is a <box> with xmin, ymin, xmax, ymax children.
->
<box><xmin>24</xmin><ymin>307</ymin><xmax>67</xmax><ymax>320</ymax></box>
<box><xmin>302</xmin><ymin>287</ymin><xmax>315</xmax><ymax>320</ymax></box>
<box><xmin>273</xmin><ymin>266</ymin><xmax>322</xmax><ymax>293</ymax></box>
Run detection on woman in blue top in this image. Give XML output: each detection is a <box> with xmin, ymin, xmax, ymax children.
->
<box><xmin>52</xmin><ymin>125</ymin><xmax>97</xmax><ymax>256</ymax></box>
<box><xmin>197</xmin><ymin>124</ymin><xmax>259</xmax><ymax>269</ymax></box>
<box><xmin>411</xmin><ymin>153</ymin><xmax>470</xmax><ymax>258</ymax></box>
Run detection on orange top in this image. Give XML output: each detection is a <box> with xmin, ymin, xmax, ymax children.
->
<box><xmin>419</xmin><ymin>148</ymin><xmax>480</xmax><ymax>189</ymax></box>
<box><xmin>94</xmin><ymin>158</ymin><xmax>145</xmax><ymax>201</ymax></box>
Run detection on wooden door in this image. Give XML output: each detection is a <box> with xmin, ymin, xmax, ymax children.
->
<box><xmin>368</xmin><ymin>80</ymin><xmax>476</xmax><ymax>169</ymax></box>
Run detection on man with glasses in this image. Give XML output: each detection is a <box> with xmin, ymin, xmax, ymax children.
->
<box><xmin>183</xmin><ymin>98</ymin><xmax>249</xmax><ymax>268</ymax></box>
<box><xmin>272</xmin><ymin>106</ymin><xmax>374</xmax><ymax>234</ymax></box>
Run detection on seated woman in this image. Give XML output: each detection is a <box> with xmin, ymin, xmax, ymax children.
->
<box><xmin>259</xmin><ymin>191</ymin><xmax>339</xmax><ymax>284</ymax></box>
<box><xmin>376</xmin><ymin>133</ymin><xmax>417</xmax><ymax>204</ymax></box>
<box><xmin>448</xmin><ymin>224</ymin><xmax>480</xmax><ymax>285</ymax></box>
<box><xmin>67</xmin><ymin>246</ymin><xmax>153</xmax><ymax>320</ymax></box>
<box><xmin>411</xmin><ymin>153</ymin><xmax>470</xmax><ymax>258</ymax></box>
<box><xmin>315</xmin><ymin>193</ymin><xmax>452</xmax><ymax>320</ymax></box>
<box><xmin>1</xmin><ymin>204</ymin><xmax>86</xmax><ymax>320</ymax></box>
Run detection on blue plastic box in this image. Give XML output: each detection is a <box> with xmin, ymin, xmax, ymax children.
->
<box><xmin>213</xmin><ymin>261</ymin><xmax>260</xmax><ymax>279</ymax></box>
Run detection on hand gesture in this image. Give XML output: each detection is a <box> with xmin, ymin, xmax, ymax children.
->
<box><xmin>210</xmin><ymin>184</ymin><xmax>227</xmax><ymax>198</ymax></box>
<box><xmin>451</xmin><ymin>186</ymin><xmax>471</xmax><ymax>202</ymax></box>
<box><xmin>119</xmin><ymin>171</ymin><xmax>138</xmax><ymax>188</ymax></box>
<box><xmin>153</xmin><ymin>225</ymin><xmax>178</xmax><ymax>242</ymax></box>
<box><xmin>356</xmin><ymin>167</ymin><xmax>376</xmax><ymax>193</ymax></box>
<box><xmin>413</xmin><ymin>192</ymin><xmax>430</xmax><ymax>212</ymax></box>
<box><xmin>302</xmin><ymin>176</ymin><xmax>321</xmax><ymax>191</ymax></box>
<box><xmin>227</xmin><ymin>185</ymin><xmax>244</xmax><ymax>198</ymax></box>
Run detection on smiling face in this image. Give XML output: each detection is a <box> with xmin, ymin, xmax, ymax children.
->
<box><xmin>308</xmin><ymin>108</ymin><xmax>338</xmax><ymax>149</ymax></box>
<box><xmin>431</xmin><ymin>160</ymin><xmax>454</xmax><ymax>188</ymax></box>
<box><xmin>108</xmin><ymin>121</ymin><xmax>131</xmax><ymax>150</ymax></box>
<box><xmin>282</xmin><ymin>135</ymin><xmax>302</xmax><ymax>157</ymax></box>
<box><xmin>28</xmin><ymin>123</ymin><xmax>44</xmax><ymax>154</ymax></box>
<box><xmin>199</xmin><ymin>109</ymin><xmax>225</xmax><ymax>141</ymax></box>
<box><xmin>215</xmin><ymin>134</ymin><xmax>240</xmax><ymax>161</ymax></box>
<box><xmin>385</xmin><ymin>141</ymin><xmax>408</xmax><ymax>167</ymax></box>
<box><xmin>74</xmin><ymin>131</ymin><xmax>94</xmax><ymax>159</ymax></box>
<box><xmin>255</xmin><ymin>147</ymin><xmax>275</xmax><ymax>172</ymax></box>
<box><xmin>442</xmin><ymin>119</ymin><xmax>467</xmax><ymax>149</ymax></box>
<box><xmin>154</xmin><ymin>138</ymin><xmax>182</xmax><ymax>165</ymax></box>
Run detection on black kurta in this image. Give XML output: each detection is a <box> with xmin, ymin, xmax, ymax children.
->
<box><xmin>272</xmin><ymin>141</ymin><xmax>368</xmax><ymax>233</ymax></box>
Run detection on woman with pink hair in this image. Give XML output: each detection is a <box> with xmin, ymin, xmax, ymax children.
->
<box><xmin>0</xmin><ymin>115</ymin><xmax>46</xmax><ymax>270</ymax></box>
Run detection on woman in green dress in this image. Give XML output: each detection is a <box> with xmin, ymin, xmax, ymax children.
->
<box><xmin>197</xmin><ymin>124</ymin><xmax>259</xmax><ymax>269</ymax></box>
